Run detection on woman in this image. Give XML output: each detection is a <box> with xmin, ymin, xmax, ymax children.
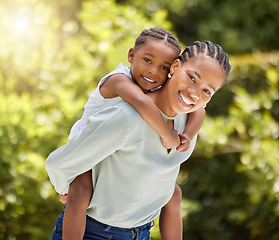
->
<box><xmin>45</xmin><ymin>40</ymin><xmax>231</xmax><ymax>240</ymax></box>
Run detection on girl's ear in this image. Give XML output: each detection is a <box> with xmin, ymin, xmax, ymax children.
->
<box><xmin>128</xmin><ymin>48</ymin><xmax>135</xmax><ymax>64</ymax></box>
<box><xmin>170</xmin><ymin>59</ymin><xmax>180</xmax><ymax>75</ymax></box>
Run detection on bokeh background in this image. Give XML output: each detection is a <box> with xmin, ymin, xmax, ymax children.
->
<box><xmin>0</xmin><ymin>0</ymin><xmax>278</xmax><ymax>239</ymax></box>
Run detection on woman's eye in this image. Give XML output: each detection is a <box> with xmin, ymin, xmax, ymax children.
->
<box><xmin>203</xmin><ymin>89</ymin><xmax>211</xmax><ymax>95</ymax></box>
<box><xmin>161</xmin><ymin>66</ymin><xmax>169</xmax><ymax>71</ymax></box>
<box><xmin>144</xmin><ymin>58</ymin><xmax>151</xmax><ymax>63</ymax></box>
<box><xmin>188</xmin><ymin>74</ymin><xmax>195</xmax><ymax>82</ymax></box>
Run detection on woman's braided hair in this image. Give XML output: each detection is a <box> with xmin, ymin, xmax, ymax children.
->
<box><xmin>179</xmin><ymin>41</ymin><xmax>231</xmax><ymax>82</ymax></box>
<box><xmin>134</xmin><ymin>27</ymin><xmax>181</xmax><ymax>55</ymax></box>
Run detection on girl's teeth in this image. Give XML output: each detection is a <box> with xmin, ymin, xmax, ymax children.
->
<box><xmin>144</xmin><ymin>77</ymin><xmax>155</xmax><ymax>83</ymax></box>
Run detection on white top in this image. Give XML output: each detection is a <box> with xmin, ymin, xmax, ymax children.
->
<box><xmin>45</xmin><ymin>99</ymin><xmax>197</xmax><ymax>228</ymax></box>
<box><xmin>68</xmin><ymin>63</ymin><xmax>132</xmax><ymax>140</ymax></box>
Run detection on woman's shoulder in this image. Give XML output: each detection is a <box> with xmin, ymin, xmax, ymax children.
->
<box><xmin>87</xmin><ymin>100</ymin><xmax>143</xmax><ymax>127</ymax></box>
<box><xmin>114</xmin><ymin>100</ymin><xmax>144</xmax><ymax>122</ymax></box>
<box><xmin>86</xmin><ymin>100</ymin><xmax>144</xmax><ymax>144</ymax></box>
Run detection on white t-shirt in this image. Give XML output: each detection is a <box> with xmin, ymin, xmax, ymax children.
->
<box><xmin>45</xmin><ymin>99</ymin><xmax>197</xmax><ymax>228</ymax></box>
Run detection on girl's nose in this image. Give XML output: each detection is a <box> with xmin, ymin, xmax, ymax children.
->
<box><xmin>149</xmin><ymin>65</ymin><xmax>158</xmax><ymax>75</ymax></box>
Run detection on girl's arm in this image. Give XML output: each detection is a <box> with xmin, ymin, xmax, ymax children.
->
<box><xmin>176</xmin><ymin>107</ymin><xmax>206</xmax><ymax>152</ymax></box>
<box><xmin>100</xmin><ymin>74</ymin><xmax>180</xmax><ymax>149</ymax></box>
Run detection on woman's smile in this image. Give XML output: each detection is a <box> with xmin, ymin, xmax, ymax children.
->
<box><xmin>152</xmin><ymin>55</ymin><xmax>226</xmax><ymax>117</ymax></box>
<box><xmin>178</xmin><ymin>91</ymin><xmax>195</xmax><ymax>107</ymax></box>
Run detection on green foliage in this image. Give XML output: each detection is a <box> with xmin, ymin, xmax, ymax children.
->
<box><xmin>1</xmin><ymin>0</ymin><xmax>279</xmax><ymax>239</ymax></box>
<box><xmin>117</xmin><ymin>0</ymin><xmax>279</xmax><ymax>54</ymax></box>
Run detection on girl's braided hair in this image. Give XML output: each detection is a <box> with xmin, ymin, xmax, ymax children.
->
<box><xmin>179</xmin><ymin>41</ymin><xmax>231</xmax><ymax>82</ymax></box>
<box><xmin>134</xmin><ymin>27</ymin><xmax>181</xmax><ymax>55</ymax></box>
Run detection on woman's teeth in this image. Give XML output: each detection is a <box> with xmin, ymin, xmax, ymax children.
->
<box><xmin>179</xmin><ymin>92</ymin><xmax>194</xmax><ymax>105</ymax></box>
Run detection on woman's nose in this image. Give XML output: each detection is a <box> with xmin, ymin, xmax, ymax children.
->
<box><xmin>188</xmin><ymin>84</ymin><xmax>199</xmax><ymax>100</ymax></box>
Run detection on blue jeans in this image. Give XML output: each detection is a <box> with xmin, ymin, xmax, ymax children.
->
<box><xmin>51</xmin><ymin>210</ymin><xmax>153</xmax><ymax>240</ymax></box>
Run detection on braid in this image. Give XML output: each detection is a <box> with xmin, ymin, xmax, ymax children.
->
<box><xmin>179</xmin><ymin>41</ymin><xmax>231</xmax><ymax>81</ymax></box>
<box><xmin>134</xmin><ymin>27</ymin><xmax>181</xmax><ymax>55</ymax></box>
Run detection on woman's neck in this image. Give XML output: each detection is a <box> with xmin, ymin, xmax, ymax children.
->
<box><xmin>147</xmin><ymin>88</ymin><xmax>177</xmax><ymax>118</ymax></box>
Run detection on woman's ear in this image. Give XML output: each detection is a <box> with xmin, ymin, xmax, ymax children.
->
<box><xmin>170</xmin><ymin>59</ymin><xmax>180</xmax><ymax>75</ymax></box>
<box><xmin>128</xmin><ymin>48</ymin><xmax>135</xmax><ymax>64</ymax></box>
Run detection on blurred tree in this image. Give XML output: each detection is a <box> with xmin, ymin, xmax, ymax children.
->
<box><xmin>117</xmin><ymin>0</ymin><xmax>279</xmax><ymax>54</ymax></box>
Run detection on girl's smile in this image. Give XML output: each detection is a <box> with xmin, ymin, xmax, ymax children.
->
<box><xmin>128</xmin><ymin>39</ymin><xmax>179</xmax><ymax>91</ymax></box>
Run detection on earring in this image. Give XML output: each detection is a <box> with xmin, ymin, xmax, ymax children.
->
<box><xmin>203</xmin><ymin>104</ymin><xmax>207</xmax><ymax>109</ymax></box>
<box><xmin>168</xmin><ymin>73</ymin><xmax>172</xmax><ymax>79</ymax></box>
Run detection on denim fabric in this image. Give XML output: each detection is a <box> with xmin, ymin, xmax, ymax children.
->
<box><xmin>51</xmin><ymin>210</ymin><xmax>153</xmax><ymax>240</ymax></box>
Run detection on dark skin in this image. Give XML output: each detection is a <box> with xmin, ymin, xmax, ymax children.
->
<box><xmin>62</xmin><ymin>171</ymin><xmax>92</xmax><ymax>240</ymax></box>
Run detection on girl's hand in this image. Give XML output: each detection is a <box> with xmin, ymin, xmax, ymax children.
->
<box><xmin>161</xmin><ymin>129</ymin><xmax>180</xmax><ymax>149</ymax></box>
<box><xmin>176</xmin><ymin>134</ymin><xmax>191</xmax><ymax>152</ymax></box>
<box><xmin>59</xmin><ymin>194</ymin><xmax>68</xmax><ymax>204</ymax></box>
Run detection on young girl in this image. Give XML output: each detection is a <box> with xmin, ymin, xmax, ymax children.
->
<box><xmin>61</xmin><ymin>28</ymin><xmax>205</xmax><ymax>240</ymax></box>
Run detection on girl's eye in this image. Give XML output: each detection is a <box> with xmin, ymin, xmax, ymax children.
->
<box><xmin>161</xmin><ymin>66</ymin><xmax>169</xmax><ymax>71</ymax></box>
<box><xmin>144</xmin><ymin>58</ymin><xmax>151</xmax><ymax>63</ymax></box>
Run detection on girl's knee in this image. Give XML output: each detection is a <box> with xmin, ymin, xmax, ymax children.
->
<box><xmin>164</xmin><ymin>184</ymin><xmax>182</xmax><ymax>210</ymax></box>
<box><xmin>68</xmin><ymin>171</ymin><xmax>93</xmax><ymax>204</ymax></box>
<box><xmin>172</xmin><ymin>184</ymin><xmax>182</xmax><ymax>204</ymax></box>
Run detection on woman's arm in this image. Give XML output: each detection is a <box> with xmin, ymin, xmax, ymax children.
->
<box><xmin>100</xmin><ymin>74</ymin><xmax>180</xmax><ymax>149</ymax></box>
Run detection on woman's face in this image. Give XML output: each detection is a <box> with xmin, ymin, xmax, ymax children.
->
<box><xmin>163</xmin><ymin>55</ymin><xmax>226</xmax><ymax>116</ymax></box>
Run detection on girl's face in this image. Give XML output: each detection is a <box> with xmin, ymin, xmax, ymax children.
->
<box><xmin>163</xmin><ymin>55</ymin><xmax>226</xmax><ymax>117</ymax></box>
<box><xmin>128</xmin><ymin>39</ymin><xmax>179</xmax><ymax>91</ymax></box>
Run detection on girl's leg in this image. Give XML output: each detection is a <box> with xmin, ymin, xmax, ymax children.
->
<box><xmin>159</xmin><ymin>184</ymin><xmax>183</xmax><ymax>240</ymax></box>
<box><xmin>63</xmin><ymin>170</ymin><xmax>93</xmax><ymax>240</ymax></box>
